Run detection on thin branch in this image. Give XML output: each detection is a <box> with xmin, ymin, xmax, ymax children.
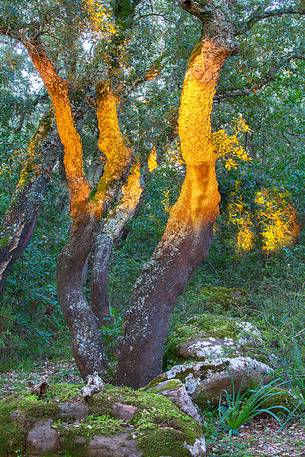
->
<box><xmin>136</xmin><ymin>13</ymin><xmax>176</xmax><ymax>24</ymax></box>
<box><xmin>239</xmin><ymin>7</ymin><xmax>305</xmax><ymax>34</ymax></box>
<box><xmin>215</xmin><ymin>53</ymin><xmax>304</xmax><ymax>101</ymax></box>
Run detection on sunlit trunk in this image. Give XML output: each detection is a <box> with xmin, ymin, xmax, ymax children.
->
<box><xmin>117</xmin><ymin>39</ymin><xmax>231</xmax><ymax>387</ymax></box>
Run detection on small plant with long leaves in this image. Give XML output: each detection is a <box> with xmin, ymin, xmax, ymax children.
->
<box><xmin>218</xmin><ymin>378</ymin><xmax>290</xmax><ymax>436</ymax></box>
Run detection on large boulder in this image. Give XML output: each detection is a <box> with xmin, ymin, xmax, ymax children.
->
<box><xmin>0</xmin><ymin>383</ymin><xmax>206</xmax><ymax>457</ymax></box>
<box><xmin>160</xmin><ymin>313</ymin><xmax>272</xmax><ymax>407</ymax></box>
<box><xmin>160</xmin><ymin>357</ymin><xmax>272</xmax><ymax>407</ymax></box>
<box><xmin>165</xmin><ymin>313</ymin><xmax>263</xmax><ymax>366</ymax></box>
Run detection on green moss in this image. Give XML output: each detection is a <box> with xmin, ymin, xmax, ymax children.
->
<box><xmin>54</xmin><ymin>425</ymin><xmax>89</xmax><ymax>457</ymax></box>
<box><xmin>44</xmin><ymin>383</ymin><xmax>82</xmax><ymax>402</ymax></box>
<box><xmin>25</xmin><ymin>399</ymin><xmax>59</xmax><ymax>421</ymax></box>
<box><xmin>164</xmin><ymin>312</ymin><xmax>242</xmax><ymax>367</ymax></box>
<box><xmin>0</xmin><ymin>234</ymin><xmax>10</xmax><ymax>249</ymax></box>
<box><xmin>198</xmin><ymin>286</ymin><xmax>247</xmax><ymax>308</ymax></box>
<box><xmin>89</xmin><ymin>385</ymin><xmax>202</xmax><ymax>456</ymax></box>
<box><xmin>180</xmin><ymin>286</ymin><xmax>249</xmax><ymax>317</ymax></box>
<box><xmin>135</xmin><ymin>400</ymin><xmax>201</xmax><ymax>457</ymax></box>
<box><xmin>0</xmin><ymin>398</ymin><xmax>25</xmax><ymax>455</ymax></box>
<box><xmin>54</xmin><ymin>413</ymin><xmax>125</xmax><ymax>449</ymax></box>
<box><xmin>0</xmin><ymin>384</ymin><xmax>203</xmax><ymax>457</ymax></box>
<box><xmin>0</xmin><ymin>390</ymin><xmax>60</xmax><ymax>455</ymax></box>
<box><xmin>146</xmin><ymin>379</ymin><xmax>183</xmax><ymax>394</ymax></box>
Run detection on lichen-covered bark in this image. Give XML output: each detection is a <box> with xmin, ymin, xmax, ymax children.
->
<box><xmin>117</xmin><ymin>39</ymin><xmax>232</xmax><ymax>387</ymax></box>
<box><xmin>91</xmin><ymin>233</ymin><xmax>113</xmax><ymax>323</ymax></box>
<box><xmin>0</xmin><ymin>112</ymin><xmax>56</xmax><ymax>294</ymax></box>
<box><xmin>57</xmin><ymin>215</ymin><xmax>108</xmax><ymax>378</ymax></box>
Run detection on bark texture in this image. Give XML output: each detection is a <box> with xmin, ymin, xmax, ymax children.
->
<box><xmin>117</xmin><ymin>38</ymin><xmax>233</xmax><ymax>387</ymax></box>
<box><xmin>0</xmin><ymin>112</ymin><xmax>56</xmax><ymax>294</ymax></box>
<box><xmin>91</xmin><ymin>162</ymin><xmax>144</xmax><ymax>322</ymax></box>
<box><xmin>57</xmin><ymin>215</ymin><xmax>107</xmax><ymax>377</ymax></box>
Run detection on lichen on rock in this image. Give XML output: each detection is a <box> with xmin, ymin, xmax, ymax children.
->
<box><xmin>164</xmin><ymin>312</ymin><xmax>263</xmax><ymax>367</ymax></box>
<box><xmin>156</xmin><ymin>356</ymin><xmax>272</xmax><ymax>408</ymax></box>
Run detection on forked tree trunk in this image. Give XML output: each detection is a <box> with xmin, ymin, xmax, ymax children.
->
<box><xmin>117</xmin><ymin>39</ymin><xmax>232</xmax><ymax>387</ymax></box>
<box><xmin>0</xmin><ymin>112</ymin><xmax>56</xmax><ymax>293</ymax></box>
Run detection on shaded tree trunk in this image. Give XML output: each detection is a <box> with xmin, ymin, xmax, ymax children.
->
<box><xmin>0</xmin><ymin>112</ymin><xmax>57</xmax><ymax>293</ymax></box>
<box><xmin>91</xmin><ymin>162</ymin><xmax>144</xmax><ymax>323</ymax></box>
<box><xmin>117</xmin><ymin>37</ymin><xmax>234</xmax><ymax>387</ymax></box>
<box><xmin>57</xmin><ymin>214</ymin><xmax>107</xmax><ymax>377</ymax></box>
<box><xmin>91</xmin><ymin>233</ymin><xmax>113</xmax><ymax>323</ymax></box>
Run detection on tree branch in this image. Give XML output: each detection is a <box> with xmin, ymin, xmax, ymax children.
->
<box><xmin>178</xmin><ymin>0</ymin><xmax>212</xmax><ymax>21</ymax></box>
<box><xmin>240</xmin><ymin>6</ymin><xmax>305</xmax><ymax>34</ymax></box>
<box><xmin>215</xmin><ymin>53</ymin><xmax>304</xmax><ymax>100</ymax></box>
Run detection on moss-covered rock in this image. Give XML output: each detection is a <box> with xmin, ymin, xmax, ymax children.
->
<box><xmin>146</xmin><ymin>379</ymin><xmax>202</xmax><ymax>424</ymax></box>
<box><xmin>0</xmin><ymin>392</ymin><xmax>60</xmax><ymax>455</ymax></box>
<box><xmin>200</xmin><ymin>286</ymin><xmax>247</xmax><ymax>305</ymax></box>
<box><xmin>0</xmin><ymin>383</ymin><xmax>205</xmax><ymax>456</ymax></box>
<box><xmin>155</xmin><ymin>357</ymin><xmax>272</xmax><ymax>409</ymax></box>
<box><xmin>259</xmin><ymin>387</ymin><xmax>300</xmax><ymax>411</ymax></box>
<box><xmin>164</xmin><ymin>313</ymin><xmax>262</xmax><ymax>367</ymax></box>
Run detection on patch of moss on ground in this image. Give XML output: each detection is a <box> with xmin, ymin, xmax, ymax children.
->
<box><xmin>198</xmin><ymin>286</ymin><xmax>247</xmax><ymax>308</ymax></box>
<box><xmin>0</xmin><ymin>397</ymin><xmax>25</xmax><ymax>455</ymax></box>
<box><xmin>44</xmin><ymin>383</ymin><xmax>82</xmax><ymax>402</ymax></box>
<box><xmin>0</xmin><ymin>391</ymin><xmax>60</xmax><ymax>454</ymax></box>
<box><xmin>0</xmin><ymin>384</ymin><xmax>203</xmax><ymax>457</ymax></box>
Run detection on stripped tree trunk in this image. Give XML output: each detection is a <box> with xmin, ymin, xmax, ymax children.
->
<box><xmin>0</xmin><ymin>112</ymin><xmax>57</xmax><ymax>293</ymax></box>
<box><xmin>117</xmin><ymin>31</ymin><xmax>237</xmax><ymax>386</ymax></box>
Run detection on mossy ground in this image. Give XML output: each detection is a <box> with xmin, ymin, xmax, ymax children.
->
<box><xmin>0</xmin><ymin>383</ymin><xmax>203</xmax><ymax>457</ymax></box>
<box><xmin>0</xmin><ymin>392</ymin><xmax>59</xmax><ymax>455</ymax></box>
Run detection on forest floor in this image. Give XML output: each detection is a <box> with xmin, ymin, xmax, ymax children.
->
<box><xmin>207</xmin><ymin>417</ymin><xmax>305</xmax><ymax>456</ymax></box>
<box><xmin>1</xmin><ymin>359</ymin><xmax>304</xmax><ymax>457</ymax></box>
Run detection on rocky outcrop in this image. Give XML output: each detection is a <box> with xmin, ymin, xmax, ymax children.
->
<box><xmin>161</xmin><ymin>357</ymin><xmax>272</xmax><ymax>407</ymax></box>
<box><xmin>165</xmin><ymin>313</ymin><xmax>263</xmax><ymax>366</ymax></box>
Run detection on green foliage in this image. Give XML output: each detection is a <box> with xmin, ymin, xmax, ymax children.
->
<box><xmin>218</xmin><ymin>379</ymin><xmax>290</xmax><ymax>436</ymax></box>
